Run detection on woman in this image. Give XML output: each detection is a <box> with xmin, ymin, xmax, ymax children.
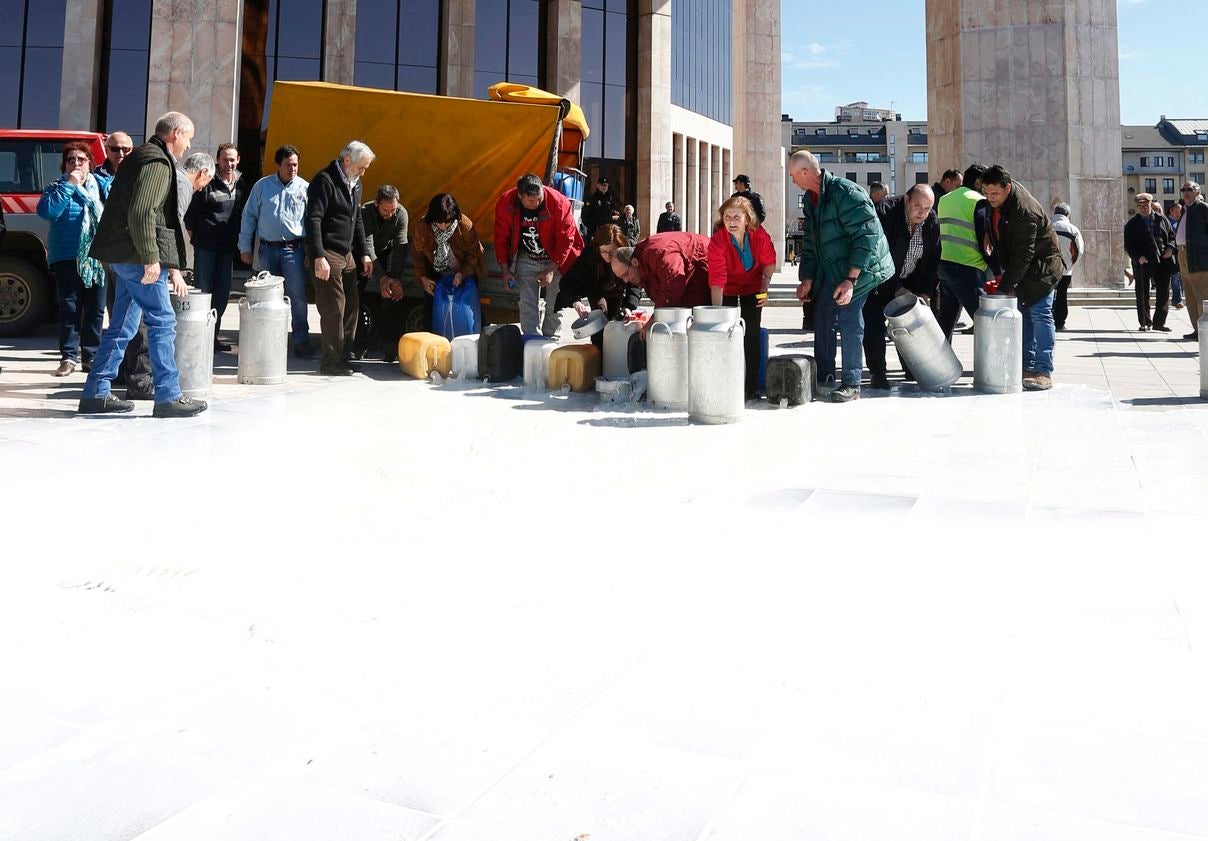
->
<box><xmin>707</xmin><ymin>196</ymin><xmax>776</xmax><ymax>401</ymax></box>
<box><xmin>37</xmin><ymin>142</ymin><xmax>111</xmax><ymax>377</ymax></box>
<box><xmin>1169</xmin><ymin>201</ymin><xmax>1185</xmax><ymax>309</ymax></box>
<box><xmin>411</xmin><ymin>193</ymin><xmax>488</xmax><ymax>342</ymax></box>
<box><xmin>561</xmin><ymin>223</ymin><xmax>642</xmax><ymax>349</ymax></box>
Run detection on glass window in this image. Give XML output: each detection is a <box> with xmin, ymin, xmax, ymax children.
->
<box><xmin>474</xmin><ymin>0</ymin><xmax>539</xmax><ymax>99</ymax></box>
<box><xmin>845</xmin><ymin>172</ymin><xmax>857</xmax><ymax>182</ymax></box>
<box><xmin>354</xmin><ymin>0</ymin><xmax>439</xmax><ymax>94</ymax></box>
<box><xmin>1140</xmin><ymin>157</ymin><xmax>1149</xmax><ymax>167</ymax></box>
<box><xmin>99</xmin><ymin>0</ymin><xmax>152</xmax><ymax>143</ymax></box>
<box><xmin>670</xmin><ymin>0</ymin><xmax>729</xmax><ymax>124</ymax></box>
<box><xmin>1144</xmin><ymin>178</ymin><xmax>1156</xmax><ymax>192</ymax></box>
<box><xmin>1192</xmin><ymin>171</ymin><xmax>1206</xmax><ymax>184</ymax></box>
<box><xmin>916</xmin><ymin>171</ymin><xmax>929</xmax><ymax>184</ymax></box>
<box><xmin>2</xmin><ymin>0</ymin><xmax>67</xmax><ymax>128</ymax></box>
<box><xmin>867</xmin><ymin>172</ymin><xmax>882</xmax><ymax>185</ymax></box>
<box><xmin>1164</xmin><ymin>179</ymin><xmax>1175</xmax><ymax>194</ymax></box>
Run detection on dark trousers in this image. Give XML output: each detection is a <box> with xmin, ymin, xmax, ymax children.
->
<box><xmin>1053</xmin><ymin>275</ymin><xmax>1072</xmax><ymax>328</ymax></box>
<box><xmin>104</xmin><ymin>265</ymin><xmax>152</xmax><ymax>390</ymax></box>
<box><xmin>937</xmin><ymin>262</ymin><xmax>986</xmax><ymax>343</ymax></box>
<box><xmin>52</xmin><ymin>260</ymin><xmax>105</xmax><ymax>364</ymax></box>
<box><xmin>724</xmin><ymin>293</ymin><xmax>763</xmax><ymax>398</ymax></box>
<box><xmin>1132</xmin><ymin>259</ymin><xmax>1171</xmax><ymax>328</ymax></box>
<box><xmin>193</xmin><ymin>246</ymin><xmax>234</xmax><ymax>334</ymax></box>
<box><xmin>861</xmin><ymin>282</ymin><xmax>913</xmax><ymax>382</ymax></box>
<box><xmin>359</xmin><ymin>289</ymin><xmax>412</xmax><ymax>359</ymax></box>
<box><xmin>313</xmin><ymin>250</ymin><xmax>359</xmax><ymax>366</ymax></box>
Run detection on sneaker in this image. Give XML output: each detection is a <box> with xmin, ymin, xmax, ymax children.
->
<box><xmin>830</xmin><ymin>383</ymin><xmax>860</xmax><ymax>403</ymax></box>
<box><xmin>1183</xmin><ymin>332</ymin><xmax>1199</xmax><ymax>341</ymax></box>
<box><xmin>1174</xmin><ymin>303</ymin><xmax>1185</xmax><ymax>309</ymax></box>
<box><xmin>125</xmin><ymin>382</ymin><xmax>155</xmax><ymax>401</ymax></box>
<box><xmin>1022</xmin><ymin>373</ymin><xmax>1053</xmax><ymax>391</ymax></box>
<box><xmin>152</xmin><ymin>395</ymin><xmax>208</xmax><ymax>418</ymax></box>
<box><xmin>869</xmin><ymin>376</ymin><xmax>891</xmax><ymax>390</ymax></box>
<box><xmin>1154</xmin><ymin>325</ymin><xmax>1172</xmax><ymax>333</ymax></box>
<box><xmin>53</xmin><ymin>359</ymin><xmax>77</xmax><ymax>377</ymax></box>
<box><xmin>1139</xmin><ymin>325</ymin><xmax>1150</xmax><ymax>332</ymax></box>
<box><xmin>294</xmin><ymin>342</ymin><xmax>315</xmax><ymax>358</ymax></box>
<box><xmin>78</xmin><ymin>394</ymin><xmax>134</xmax><ymax>414</ymax></box>
<box><xmin>319</xmin><ymin>363</ymin><xmax>353</xmax><ymax>377</ymax></box>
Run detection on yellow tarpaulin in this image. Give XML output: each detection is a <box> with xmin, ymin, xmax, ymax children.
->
<box><xmin>265</xmin><ymin>81</ymin><xmax>564</xmax><ymax>242</ymax></box>
<box><xmin>486</xmin><ymin>82</ymin><xmax>590</xmax><ymax>138</ymax></box>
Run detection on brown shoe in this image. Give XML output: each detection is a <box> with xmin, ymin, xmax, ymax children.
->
<box><xmin>1023</xmin><ymin>372</ymin><xmax>1052</xmax><ymax>391</ymax></box>
<box><xmin>53</xmin><ymin>359</ymin><xmax>77</xmax><ymax>377</ymax></box>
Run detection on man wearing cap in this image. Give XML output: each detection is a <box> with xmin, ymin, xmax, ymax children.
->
<box><xmin>582</xmin><ymin>176</ymin><xmax>618</xmax><ymax>240</ymax></box>
<box><xmin>731</xmin><ymin>175</ymin><xmax>766</xmax><ymax>225</ymax></box>
<box><xmin>1123</xmin><ymin>192</ymin><xmax>1175</xmax><ymax>332</ymax></box>
<box><xmin>1050</xmin><ymin>202</ymin><xmax>1084</xmax><ymax>332</ymax></box>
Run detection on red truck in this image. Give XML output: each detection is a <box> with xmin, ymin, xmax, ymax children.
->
<box><xmin>0</xmin><ymin>129</ymin><xmax>108</xmax><ymax>337</ymax></box>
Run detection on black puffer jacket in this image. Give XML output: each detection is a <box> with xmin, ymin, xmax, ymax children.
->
<box><xmin>985</xmin><ymin>181</ymin><xmax>1064</xmax><ymax>305</ymax></box>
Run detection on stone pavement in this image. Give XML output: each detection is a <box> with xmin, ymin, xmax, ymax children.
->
<box><xmin>1</xmin><ymin>281</ymin><xmax>1207</xmax><ymax>841</ymax></box>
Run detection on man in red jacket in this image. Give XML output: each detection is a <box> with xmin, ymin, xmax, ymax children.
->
<box><xmin>494</xmin><ymin>173</ymin><xmax>583</xmax><ymax>338</ymax></box>
<box><xmin>610</xmin><ymin>232</ymin><xmax>712</xmax><ymax>311</ymax></box>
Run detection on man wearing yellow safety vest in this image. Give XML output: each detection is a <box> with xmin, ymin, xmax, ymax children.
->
<box><xmin>935</xmin><ymin>164</ymin><xmax>1000</xmax><ymax>342</ymax></box>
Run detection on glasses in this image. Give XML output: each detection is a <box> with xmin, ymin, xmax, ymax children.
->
<box><xmin>1181</xmin><ymin>187</ymin><xmax>1197</xmax><ymax>193</ymax></box>
<box><xmin>107</xmin><ymin>146</ymin><xmax>132</xmax><ymax>154</ymax></box>
<box><xmin>65</xmin><ymin>156</ymin><xmax>89</xmax><ymax>163</ymax></box>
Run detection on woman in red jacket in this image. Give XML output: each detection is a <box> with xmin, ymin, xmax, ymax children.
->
<box><xmin>708</xmin><ymin>196</ymin><xmax>776</xmax><ymax>400</ymax></box>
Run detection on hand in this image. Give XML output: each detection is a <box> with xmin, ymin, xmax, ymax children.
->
<box><xmin>796</xmin><ymin>279</ymin><xmax>813</xmax><ymax>303</ymax></box>
<box><xmin>168</xmin><ymin>269</ymin><xmax>187</xmax><ymax>298</ymax></box>
<box><xmin>452</xmin><ymin>273</ymin><xmax>463</xmax><ymax>288</ymax></box>
<box><xmin>596</xmin><ymin>298</ymin><xmax>608</xmax><ymax>312</ymax></box>
<box><xmin>833</xmin><ymin>279</ymin><xmax>854</xmax><ymax>306</ymax></box>
<box><xmin>1162</xmin><ymin>248</ymin><xmax>1173</xmax><ymax>260</ymax></box>
<box><xmin>361</xmin><ymin>256</ymin><xmax>373</xmax><ymax>277</ymax></box>
<box><xmin>755</xmin><ymin>293</ymin><xmax>768</xmax><ymax>309</ymax></box>
<box><xmin>240</xmin><ymin>251</ymin><xmax>253</xmax><ymax>265</ymax></box>
<box><xmin>574</xmin><ymin>302</ymin><xmax>589</xmax><ymax>318</ymax></box>
<box><xmin>501</xmin><ymin>269</ymin><xmax>516</xmax><ymax>290</ymax></box>
<box><xmin>381</xmin><ymin>278</ymin><xmax>402</xmax><ymax>301</ymax></box>
<box><xmin>1138</xmin><ymin>256</ymin><xmax>1149</xmax><ymax>265</ymax></box>
<box><xmin>537</xmin><ymin>269</ymin><xmax>555</xmax><ymax>288</ymax></box>
<box><xmin>421</xmin><ymin>278</ymin><xmax>436</xmax><ymax>295</ymax></box>
<box><xmin>141</xmin><ymin>262</ymin><xmax>161</xmax><ymax>285</ymax></box>
<box><xmin>313</xmin><ymin>256</ymin><xmax>331</xmax><ymax>282</ymax></box>
<box><xmin>66</xmin><ymin>168</ymin><xmax>87</xmax><ymax>187</ymax></box>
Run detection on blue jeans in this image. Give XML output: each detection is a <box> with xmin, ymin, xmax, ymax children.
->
<box><xmin>193</xmin><ymin>247</ymin><xmax>234</xmax><ymax>333</ymax></box>
<box><xmin>258</xmin><ymin>241</ymin><xmax>309</xmax><ymax>343</ymax></box>
<box><xmin>83</xmin><ymin>263</ymin><xmax>181</xmax><ymax>403</ymax></box>
<box><xmin>1172</xmin><ymin>271</ymin><xmax>1184</xmax><ymax>306</ymax></box>
<box><xmin>937</xmin><ymin>261</ymin><xmax>988</xmax><ymax>342</ymax></box>
<box><xmin>52</xmin><ymin>260</ymin><xmax>105</xmax><ymax>363</ymax></box>
<box><xmin>1021</xmin><ymin>290</ymin><xmax>1055</xmax><ymax>376</ymax></box>
<box><xmin>813</xmin><ymin>284</ymin><xmax>873</xmax><ymax>386</ymax></box>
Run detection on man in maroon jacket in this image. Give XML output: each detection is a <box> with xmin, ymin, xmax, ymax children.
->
<box><xmin>610</xmin><ymin>232</ymin><xmax>712</xmax><ymax>312</ymax></box>
<box><xmin>494</xmin><ymin>173</ymin><xmax>583</xmax><ymax>338</ymax></box>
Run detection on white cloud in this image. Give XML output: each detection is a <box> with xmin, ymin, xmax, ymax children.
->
<box><xmin>783</xmin><ymin>39</ymin><xmax>851</xmax><ymax>72</ymax></box>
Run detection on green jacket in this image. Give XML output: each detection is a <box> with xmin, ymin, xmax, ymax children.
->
<box><xmin>89</xmin><ymin>136</ymin><xmax>185</xmax><ymax>268</ymax></box>
<box><xmin>360</xmin><ymin>201</ymin><xmax>409</xmax><ymax>278</ymax></box>
<box><xmin>798</xmin><ymin>169</ymin><xmax>894</xmax><ymax>297</ymax></box>
<box><xmin>984</xmin><ymin>181</ymin><xmax>1064</xmax><ymax>305</ymax></box>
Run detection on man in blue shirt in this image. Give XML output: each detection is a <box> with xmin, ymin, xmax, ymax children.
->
<box><xmin>239</xmin><ymin>144</ymin><xmax>312</xmax><ymax>356</ymax></box>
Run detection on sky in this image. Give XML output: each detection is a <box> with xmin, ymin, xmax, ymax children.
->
<box><xmin>781</xmin><ymin>0</ymin><xmax>1208</xmax><ymax>126</ymax></box>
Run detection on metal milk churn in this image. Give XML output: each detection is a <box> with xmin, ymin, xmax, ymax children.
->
<box><xmin>170</xmin><ymin>288</ymin><xmax>215</xmax><ymax>399</ymax></box>
<box><xmin>687</xmin><ymin>305</ymin><xmax>745</xmax><ymax>424</ymax></box>
<box><xmin>602</xmin><ymin>319</ymin><xmax>641</xmax><ymax>379</ymax></box>
<box><xmin>647</xmin><ymin>306</ymin><xmax>691</xmax><ymax>410</ymax></box>
<box><xmin>973</xmin><ymin>294</ymin><xmax>1022</xmax><ymax>394</ymax></box>
<box><xmin>238</xmin><ymin>272</ymin><xmax>290</xmax><ymax>385</ymax></box>
<box><xmin>883</xmin><ymin>291</ymin><xmax>962</xmax><ymax>390</ymax></box>
<box><xmin>1200</xmin><ymin>303</ymin><xmax>1208</xmax><ymax>400</ymax></box>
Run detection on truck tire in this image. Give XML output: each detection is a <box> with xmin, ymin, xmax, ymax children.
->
<box><xmin>402</xmin><ymin>298</ymin><xmax>430</xmax><ymax>335</ymax></box>
<box><xmin>0</xmin><ymin>257</ymin><xmax>51</xmax><ymax>338</ymax></box>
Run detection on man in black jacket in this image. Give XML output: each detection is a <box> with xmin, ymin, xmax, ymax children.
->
<box><xmin>305</xmin><ymin>140</ymin><xmax>374</xmax><ymax>375</ymax></box>
<box><xmin>731</xmin><ymin>174</ymin><xmax>766</xmax><ymax>224</ymax></box>
<box><xmin>1176</xmin><ymin>181</ymin><xmax>1208</xmax><ymax>340</ymax></box>
<box><xmin>656</xmin><ymin>202</ymin><xmax>681</xmax><ymax>232</ymax></box>
<box><xmin>185</xmin><ymin>142</ymin><xmax>245</xmax><ymax>350</ymax></box>
<box><xmin>582</xmin><ymin>177</ymin><xmax>617</xmax><ymax>239</ymax></box>
<box><xmin>1123</xmin><ymin>192</ymin><xmax>1176</xmax><ymax>332</ymax></box>
<box><xmin>863</xmin><ymin>185</ymin><xmax>941</xmax><ymax>389</ymax></box>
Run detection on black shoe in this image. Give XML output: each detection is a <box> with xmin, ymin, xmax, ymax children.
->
<box><xmin>125</xmin><ymin>382</ymin><xmax>155</xmax><ymax>401</ymax></box>
<box><xmin>319</xmin><ymin>363</ymin><xmax>354</xmax><ymax>376</ymax></box>
<box><xmin>869</xmin><ymin>376</ymin><xmax>891</xmax><ymax>390</ymax></box>
<box><xmin>1139</xmin><ymin>325</ymin><xmax>1150</xmax><ymax>332</ymax></box>
<box><xmin>78</xmin><ymin>394</ymin><xmax>134</xmax><ymax>414</ymax></box>
<box><xmin>152</xmin><ymin>395</ymin><xmax>208</xmax><ymax>418</ymax></box>
<box><xmin>214</xmin><ymin>339</ymin><xmax>232</xmax><ymax>352</ymax></box>
<box><xmin>831</xmin><ymin>383</ymin><xmax>860</xmax><ymax>403</ymax></box>
<box><xmin>294</xmin><ymin>342</ymin><xmax>315</xmax><ymax>358</ymax></box>
<box><xmin>80</xmin><ymin>358</ymin><xmax>92</xmax><ymax>373</ymax></box>
<box><xmin>1154</xmin><ymin>325</ymin><xmax>1172</xmax><ymax>333</ymax></box>
<box><xmin>1055</xmin><ymin>324</ymin><xmax>1066</xmax><ymax>332</ymax></box>
<box><xmin>383</xmin><ymin>346</ymin><xmax>397</xmax><ymax>365</ymax></box>
<box><xmin>1183</xmin><ymin>332</ymin><xmax>1199</xmax><ymax>341</ymax></box>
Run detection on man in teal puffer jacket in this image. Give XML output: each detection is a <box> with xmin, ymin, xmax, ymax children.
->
<box><xmin>789</xmin><ymin>150</ymin><xmax>894</xmax><ymax>402</ymax></box>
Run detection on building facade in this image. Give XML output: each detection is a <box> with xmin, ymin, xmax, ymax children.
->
<box><xmin>1</xmin><ymin>0</ymin><xmax>783</xmax><ymax>256</ymax></box>
<box><xmin>1122</xmin><ymin>118</ymin><xmax>1208</xmax><ymax>217</ymax></box>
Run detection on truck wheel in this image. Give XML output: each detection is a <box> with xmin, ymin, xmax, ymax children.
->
<box><xmin>402</xmin><ymin>299</ymin><xmax>430</xmax><ymax>334</ymax></box>
<box><xmin>0</xmin><ymin>257</ymin><xmax>51</xmax><ymax>338</ymax></box>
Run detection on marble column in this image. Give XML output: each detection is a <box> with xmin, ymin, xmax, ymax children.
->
<box><xmin>441</xmin><ymin>0</ymin><xmax>476</xmax><ymax>97</ymax></box>
<box><xmin>545</xmin><ymin>0</ymin><xmax>581</xmax><ymax>102</ymax></box>
<box><xmin>323</xmin><ymin>0</ymin><xmax>357</xmax><ymax>85</ymax></box>
<box><xmin>699</xmin><ymin>141</ymin><xmax>712</xmax><ymax>230</ymax></box>
<box><xmin>673</xmin><ymin>133</ymin><xmax>686</xmax><ymax>221</ymax></box>
<box><xmin>926</xmin><ymin>0</ymin><xmax>1124</xmax><ymax>287</ymax></box>
<box><xmin>147</xmin><ymin>0</ymin><xmax>242</xmax><ymax>151</ymax></box>
<box><xmin>732</xmin><ymin>0</ymin><xmax>783</xmax><ymax>259</ymax></box>
<box><xmin>636</xmin><ymin>0</ymin><xmax>672</xmax><ymax>238</ymax></box>
<box><xmin>685</xmin><ymin>136</ymin><xmax>699</xmax><ymax>233</ymax></box>
<box><xmin>712</xmin><ymin>145</ymin><xmax>723</xmax><ymax>219</ymax></box>
<box><xmin>60</xmin><ymin>0</ymin><xmax>103</xmax><ymax>129</ymax></box>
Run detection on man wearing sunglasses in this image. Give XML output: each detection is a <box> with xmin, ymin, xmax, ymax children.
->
<box><xmin>94</xmin><ymin>132</ymin><xmax>133</xmax><ymax>179</ymax></box>
<box><xmin>1175</xmin><ymin>182</ymin><xmax>1208</xmax><ymax>341</ymax></box>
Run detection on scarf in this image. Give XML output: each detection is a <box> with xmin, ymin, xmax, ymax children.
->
<box><xmin>730</xmin><ymin>233</ymin><xmax>755</xmax><ymax>271</ymax></box>
<box><xmin>76</xmin><ymin>176</ymin><xmax>105</xmax><ymax>288</ymax></box>
<box><xmin>431</xmin><ymin>223</ymin><xmax>456</xmax><ymax>273</ymax></box>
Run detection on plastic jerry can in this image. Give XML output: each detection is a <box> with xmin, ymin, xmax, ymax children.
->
<box><xmin>478</xmin><ymin>324</ymin><xmax>523</xmax><ymax>382</ymax></box>
<box><xmin>398</xmin><ymin>331</ymin><xmax>452</xmax><ymax>379</ymax></box>
<box><xmin>547</xmin><ymin>344</ymin><xmax>602</xmax><ymax>392</ymax></box>
<box><xmin>451</xmin><ymin>334</ymin><xmax>480</xmax><ymax>379</ymax></box>
<box><xmin>766</xmin><ymin>354</ymin><xmax>816</xmax><ymax>407</ymax></box>
<box><xmin>523</xmin><ymin>338</ymin><xmax>559</xmax><ymax>389</ymax></box>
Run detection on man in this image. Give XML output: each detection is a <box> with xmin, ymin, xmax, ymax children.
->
<box><xmin>1168</xmin><ymin>201</ymin><xmax>1185</xmax><ymax>309</ymax></box>
<box><xmin>862</xmin><ymin>184</ymin><xmax>941</xmax><ymax>389</ymax></box>
<box><xmin>305</xmin><ymin>140</ymin><xmax>375</xmax><ymax>375</ymax></box>
<box><xmin>620</xmin><ymin>204</ymin><xmax>640</xmax><ymax>245</ymax></box>
<box><xmin>1176</xmin><ymin>181</ymin><xmax>1208</xmax><ymax>340</ymax></box>
<box><xmin>94</xmin><ymin>131</ymin><xmax>133</xmax><ymax>179</ymax></box>
<box><xmin>609</xmin><ymin>232</ymin><xmax>712</xmax><ymax>310</ymax></box>
<box><xmin>932</xmin><ymin>168</ymin><xmax>962</xmax><ymax>200</ymax></box>
<box><xmin>868</xmin><ymin>182</ymin><xmax>889</xmax><ymax>204</ymax></box>
<box><xmin>1050</xmin><ymin>202</ymin><xmax>1085</xmax><ymax>331</ymax></box>
<box><xmin>936</xmin><ymin>163</ymin><xmax>999</xmax><ymax>343</ymax></box>
<box><xmin>731</xmin><ymin>175</ymin><xmax>766</xmax><ymax>225</ymax></box>
<box><xmin>185</xmin><ymin>143</ymin><xmax>245</xmax><ymax>350</ymax></box>
<box><xmin>656</xmin><ymin>201</ymin><xmax>681</xmax><ymax>233</ymax></box>
<box><xmin>789</xmin><ymin>150</ymin><xmax>894</xmax><ymax>402</ymax></box>
<box><xmin>360</xmin><ymin>184</ymin><xmax>409</xmax><ymax>360</ymax></box>
<box><xmin>494</xmin><ymin>173</ymin><xmax>583</xmax><ymax>338</ymax></box>
<box><xmin>582</xmin><ymin>176</ymin><xmax>618</xmax><ymax>239</ymax></box>
<box><xmin>239</xmin><ymin>144</ymin><xmax>312</xmax><ymax>356</ymax></box>
<box><xmin>79</xmin><ymin>112</ymin><xmax>206</xmax><ymax>418</ymax></box>
<box><xmin>1123</xmin><ymin>193</ymin><xmax>1175</xmax><ymax>333</ymax></box>
<box><xmin>981</xmin><ymin>165</ymin><xmax>1065</xmax><ymax>391</ymax></box>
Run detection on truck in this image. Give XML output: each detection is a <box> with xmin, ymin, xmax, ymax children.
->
<box><xmin>0</xmin><ymin>130</ymin><xmax>108</xmax><ymax>337</ymax></box>
<box><xmin>262</xmin><ymin>81</ymin><xmax>589</xmax><ymax>333</ymax></box>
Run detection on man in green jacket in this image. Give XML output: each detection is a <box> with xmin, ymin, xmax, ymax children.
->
<box><xmin>789</xmin><ymin>150</ymin><xmax>895</xmax><ymax>402</ymax></box>
<box><xmin>981</xmin><ymin>165</ymin><xmax>1065</xmax><ymax>391</ymax></box>
<box><xmin>79</xmin><ymin>111</ymin><xmax>206</xmax><ymax>418</ymax></box>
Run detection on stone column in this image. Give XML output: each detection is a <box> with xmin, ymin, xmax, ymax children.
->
<box><xmin>732</xmin><ymin>0</ymin><xmax>783</xmax><ymax>259</ymax></box>
<box><xmin>699</xmin><ymin>141</ymin><xmax>712</xmax><ymax>229</ymax></box>
<box><xmin>545</xmin><ymin>0</ymin><xmax>581</xmax><ymax>102</ymax></box>
<box><xmin>685</xmin><ymin>136</ymin><xmax>699</xmax><ymax>233</ymax></box>
<box><xmin>60</xmin><ymin>0</ymin><xmax>103</xmax><ymax>129</ymax></box>
<box><xmin>441</xmin><ymin>0</ymin><xmax>476</xmax><ymax>97</ymax></box>
<box><xmin>926</xmin><ymin>0</ymin><xmax>1123</xmax><ymax>287</ymax></box>
<box><xmin>147</xmin><ymin>0</ymin><xmax>242</xmax><ymax>151</ymax></box>
<box><xmin>673</xmin><ymin>133</ymin><xmax>686</xmax><ymax>221</ymax></box>
<box><xmin>323</xmin><ymin>0</ymin><xmax>357</xmax><ymax>84</ymax></box>
<box><xmin>636</xmin><ymin>0</ymin><xmax>672</xmax><ymax>238</ymax></box>
<box><xmin>712</xmin><ymin>145</ymin><xmax>723</xmax><ymax>218</ymax></box>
